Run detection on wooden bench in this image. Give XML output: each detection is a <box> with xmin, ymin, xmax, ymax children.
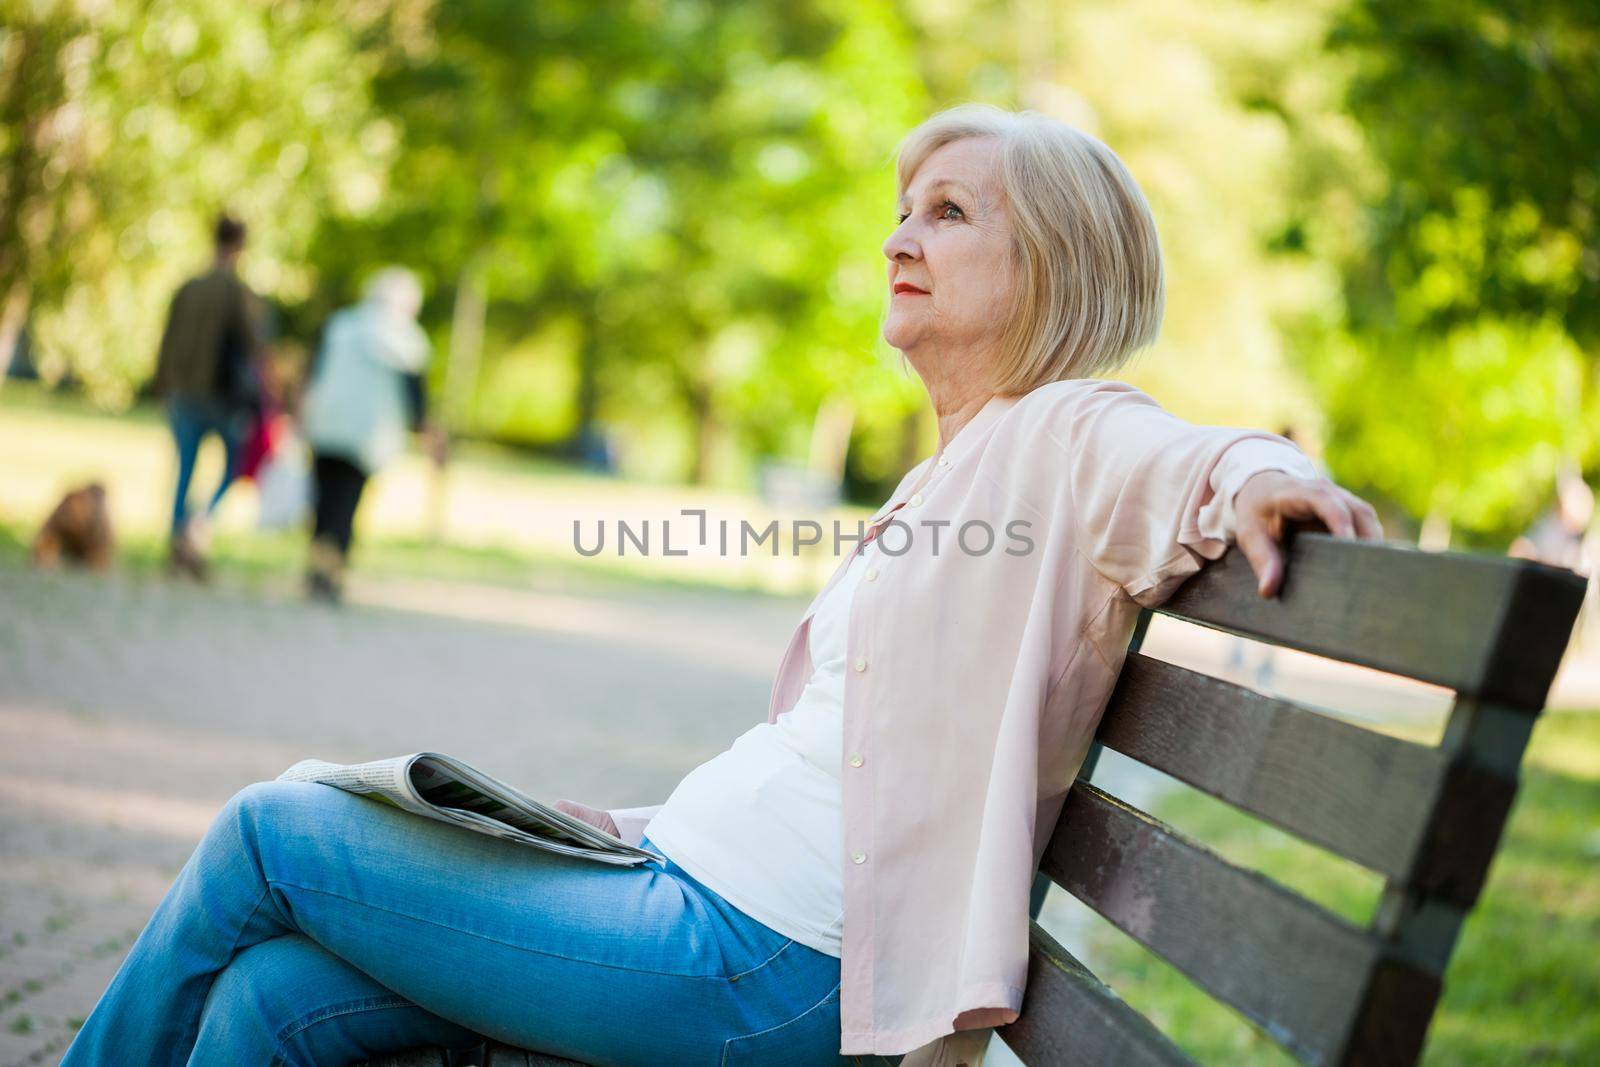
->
<box><xmin>365</xmin><ymin>532</ymin><xmax>1586</xmax><ymax>1067</ymax></box>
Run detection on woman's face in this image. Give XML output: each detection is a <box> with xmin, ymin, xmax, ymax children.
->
<box><xmin>881</xmin><ymin>137</ymin><xmax>1016</xmax><ymax>362</ymax></box>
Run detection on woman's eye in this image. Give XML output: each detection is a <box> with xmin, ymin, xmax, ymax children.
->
<box><xmin>940</xmin><ymin>201</ymin><xmax>964</xmax><ymax>220</ymax></box>
<box><xmin>896</xmin><ymin>212</ymin><xmax>910</xmax><ymax>224</ymax></box>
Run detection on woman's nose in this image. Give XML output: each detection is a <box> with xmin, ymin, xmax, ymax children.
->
<box><xmin>882</xmin><ymin>223</ymin><xmax>919</xmax><ymax>263</ymax></box>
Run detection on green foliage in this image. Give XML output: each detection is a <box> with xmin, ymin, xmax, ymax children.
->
<box><xmin>1332</xmin><ymin>0</ymin><xmax>1600</xmax><ymax>342</ymax></box>
<box><xmin>296</xmin><ymin>0</ymin><xmax>931</xmax><ymax>487</ymax></box>
<box><xmin>1309</xmin><ymin>318</ymin><xmax>1594</xmax><ymax>542</ymax></box>
<box><xmin>7</xmin><ymin>0</ymin><xmax>1597</xmax><ymax>522</ymax></box>
<box><xmin>1299</xmin><ymin>0</ymin><xmax>1600</xmax><ymax>542</ymax></box>
<box><xmin>1032</xmin><ymin>0</ymin><xmax>1356</xmax><ymax>431</ymax></box>
<box><xmin>1</xmin><ymin>0</ymin><xmax>391</xmax><ymax>405</ymax></box>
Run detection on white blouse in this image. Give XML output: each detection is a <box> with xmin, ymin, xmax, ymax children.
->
<box><xmin>645</xmin><ymin>538</ymin><xmax>881</xmax><ymax>956</ymax></box>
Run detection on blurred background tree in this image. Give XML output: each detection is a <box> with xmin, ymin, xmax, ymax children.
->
<box><xmin>0</xmin><ymin>0</ymin><xmax>395</xmax><ymax>405</ymax></box>
<box><xmin>3</xmin><ymin>0</ymin><xmax>1596</xmax><ymax>540</ymax></box>
<box><xmin>1308</xmin><ymin>0</ymin><xmax>1600</xmax><ymax>545</ymax></box>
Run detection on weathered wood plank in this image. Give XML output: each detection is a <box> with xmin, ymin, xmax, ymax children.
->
<box><xmin>1099</xmin><ymin>654</ymin><xmax>1447</xmax><ymax>878</ymax></box>
<box><xmin>1042</xmin><ymin>782</ymin><xmax>1439</xmax><ymax>1066</ymax></box>
<box><xmin>997</xmin><ymin>923</ymin><xmax>1195</xmax><ymax>1067</ymax></box>
<box><xmin>1158</xmin><ymin>533</ymin><xmax>1584</xmax><ymax>708</ymax></box>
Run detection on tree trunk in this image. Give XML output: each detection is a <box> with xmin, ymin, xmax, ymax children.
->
<box><xmin>687</xmin><ymin>378</ymin><xmax>717</xmax><ymax>486</ymax></box>
<box><xmin>807</xmin><ymin>394</ymin><xmax>854</xmax><ymax>482</ymax></box>
<box><xmin>0</xmin><ymin>281</ymin><xmax>30</xmax><ymax>394</ymax></box>
<box><xmin>445</xmin><ymin>253</ymin><xmax>488</xmax><ymax>432</ymax></box>
<box><xmin>0</xmin><ymin>26</ymin><xmax>47</xmax><ymax>338</ymax></box>
<box><xmin>430</xmin><ymin>253</ymin><xmax>487</xmax><ymax>543</ymax></box>
<box><xmin>1418</xmin><ymin>505</ymin><xmax>1452</xmax><ymax>552</ymax></box>
<box><xmin>570</xmin><ymin>296</ymin><xmax>602</xmax><ymax>461</ymax></box>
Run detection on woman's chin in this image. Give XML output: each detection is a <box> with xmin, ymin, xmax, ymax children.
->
<box><xmin>881</xmin><ymin>320</ymin><xmax>924</xmax><ymax>352</ymax></box>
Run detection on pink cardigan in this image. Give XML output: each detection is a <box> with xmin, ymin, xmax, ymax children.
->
<box><xmin>611</xmin><ymin>380</ymin><xmax>1316</xmax><ymax>1064</ymax></box>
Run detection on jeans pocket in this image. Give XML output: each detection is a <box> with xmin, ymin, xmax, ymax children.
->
<box><xmin>728</xmin><ymin>936</ymin><xmax>803</xmax><ymax>983</ymax></box>
<box><xmin>720</xmin><ymin>983</ymin><xmax>842</xmax><ymax>1067</ymax></box>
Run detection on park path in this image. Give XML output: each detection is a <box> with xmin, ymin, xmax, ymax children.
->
<box><xmin>0</xmin><ymin>564</ymin><xmax>806</xmax><ymax>1066</ymax></box>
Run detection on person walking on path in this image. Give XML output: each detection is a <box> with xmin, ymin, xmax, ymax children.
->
<box><xmin>152</xmin><ymin>214</ymin><xmax>265</xmax><ymax>579</ymax></box>
<box><xmin>299</xmin><ymin>266</ymin><xmax>443</xmax><ymax>603</ymax></box>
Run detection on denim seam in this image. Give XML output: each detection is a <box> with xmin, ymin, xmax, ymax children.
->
<box><xmin>720</xmin><ymin>981</ymin><xmax>842</xmax><ymax>1066</ymax></box>
<box><xmin>180</xmin><ymin>888</ymin><xmax>274</xmax><ymax>1061</ymax></box>
<box><xmin>271</xmin><ymin>880</ymin><xmax>746</xmax><ymax>982</ymax></box>
<box><xmin>726</xmin><ymin>937</ymin><xmax>797</xmax><ymax>982</ymax></box>
<box><xmin>270</xmin><ymin>994</ymin><xmax>416</xmax><ymax>1065</ymax></box>
<box><xmin>227</xmin><ymin>889</ymin><xmax>274</xmax><ymax>959</ymax></box>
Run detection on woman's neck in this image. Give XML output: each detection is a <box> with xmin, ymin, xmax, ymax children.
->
<box><xmin>926</xmin><ymin>382</ymin><xmax>994</xmax><ymax>453</ymax></box>
<box><xmin>903</xmin><ymin>339</ymin><xmax>999</xmax><ymax>452</ymax></box>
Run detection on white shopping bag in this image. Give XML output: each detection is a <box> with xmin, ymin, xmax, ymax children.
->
<box><xmin>257</xmin><ymin>436</ymin><xmax>311</xmax><ymax>530</ymax></box>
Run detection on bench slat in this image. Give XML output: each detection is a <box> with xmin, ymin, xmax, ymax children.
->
<box><xmin>1158</xmin><ymin>533</ymin><xmax>1584</xmax><ymax>708</ymax></box>
<box><xmin>997</xmin><ymin>922</ymin><xmax>1196</xmax><ymax>1066</ymax></box>
<box><xmin>1043</xmin><ymin>782</ymin><xmax>1438</xmax><ymax>1066</ymax></box>
<box><xmin>1099</xmin><ymin>654</ymin><xmax>1446</xmax><ymax>878</ymax></box>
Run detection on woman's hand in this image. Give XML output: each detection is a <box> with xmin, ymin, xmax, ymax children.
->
<box><xmin>554</xmin><ymin>799</ymin><xmax>619</xmax><ymax>838</ymax></box>
<box><xmin>1233</xmin><ymin>471</ymin><xmax>1383</xmax><ymax>598</ymax></box>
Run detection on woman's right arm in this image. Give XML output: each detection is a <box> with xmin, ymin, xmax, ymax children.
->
<box><xmin>1040</xmin><ymin>380</ymin><xmax>1349</xmax><ymax>606</ymax></box>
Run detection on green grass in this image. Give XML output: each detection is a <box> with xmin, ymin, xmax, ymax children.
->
<box><xmin>0</xmin><ymin>381</ymin><xmax>841</xmax><ymax>601</ymax></box>
<box><xmin>1072</xmin><ymin>711</ymin><xmax>1600</xmax><ymax>1065</ymax></box>
<box><xmin>0</xmin><ymin>515</ymin><xmax>798</xmax><ymax>607</ymax></box>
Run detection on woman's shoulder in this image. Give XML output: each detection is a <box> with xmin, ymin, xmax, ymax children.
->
<box><xmin>1012</xmin><ymin>377</ymin><xmax>1152</xmax><ymax>415</ymax></box>
<box><xmin>997</xmin><ymin>378</ymin><xmax>1161</xmax><ymax>447</ymax></box>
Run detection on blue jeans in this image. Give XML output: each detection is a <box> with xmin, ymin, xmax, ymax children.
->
<box><xmin>168</xmin><ymin>397</ymin><xmax>245</xmax><ymax>534</ymax></box>
<box><xmin>62</xmin><ymin>781</ymin><xmax>892</xmax><ymax>1066</ymax></box>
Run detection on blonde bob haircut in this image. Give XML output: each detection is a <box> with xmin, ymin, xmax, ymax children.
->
<box><xmin>894</xmin><ymin>104</ymin><xmax>1164</xmax><ymax>394</ymax></box>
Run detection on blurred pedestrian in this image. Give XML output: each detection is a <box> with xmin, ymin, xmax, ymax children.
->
<box><xmin>1512</xmin><ymin>465</ymin><xmax>1598</xmax><ymax>644</ymax></box>
<box><xmin>151</xmin><ymin>214</ymin><xmax>264</xmax><ymax>579</ymax></box>
<box><xmin>1510</xmin><ymin>465</ymin><xmax>1594</xmax><ymax>575</ymax></box>
<box><xmin>299</xmin><ymin>267</ymin><xmax>444</xmax><ymax>602</ymax></box>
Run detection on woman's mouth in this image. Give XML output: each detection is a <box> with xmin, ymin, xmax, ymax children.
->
<box><xmin>892</xmin><ymin>283</ymin><xmax>929</xmax><ymax>296</ymax></box>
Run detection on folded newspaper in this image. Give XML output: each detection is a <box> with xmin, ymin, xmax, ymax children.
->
<box><xmin>278</xmin><ymin>753</ymin><xmax>654</xmax><ymax>866</ymax></box>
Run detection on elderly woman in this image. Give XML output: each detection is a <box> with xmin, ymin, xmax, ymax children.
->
<box><xmin>63</xmin><ymin>105</ymin><xmax>1378</xmax><ymax>1067</ymax></box>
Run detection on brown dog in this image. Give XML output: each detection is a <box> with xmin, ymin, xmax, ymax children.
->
<box><xmin>31</xmin><ymin>483</ymin><xmax>115</xmax><ymax>571</ymax></box>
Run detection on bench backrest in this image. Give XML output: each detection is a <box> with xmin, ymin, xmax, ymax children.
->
<box><xmin>997</xmin><ymin>532</ymin><xmax>1587</xmax><ymax>1067</ymax></box>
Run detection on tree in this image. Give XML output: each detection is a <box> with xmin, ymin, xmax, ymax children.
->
<box><xmin>313</xmin><ymin>0</ymin><xmax>929</xmax><ymax>489</ymax></box>
<box><xmin>1307</xmin><ymin>0</ymin><xmax>1600</xmax><ymax>543</ymax></box>
<box><xmin>0</xmin><ymin>0</ymin><xmax>395</xmax><ymax>405</ymax></box>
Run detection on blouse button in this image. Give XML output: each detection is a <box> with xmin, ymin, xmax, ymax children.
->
<box><xmin>909</xmin><ymin>492</ymin><xmax>924</xmax><ymax>507</ymax></box>
<box><xmin>937</xmin><ymin>454</ymin><xmax>950</xmax><ymax>468</ymax></box>
<box><xmin>852</xmin><ymin>656</ymin><xmax>867</xmax><ymax>672</ymax></box>
<box><xmin>848</xmin><ymin>753</ymin><xmax>864</xmax><ymax>768</ymax></box>
<box><xmin>864</xmin><ymin>568</ymin><xmax>878</xmax><ymax>582</ymax></box>
<box><xmin>852</xmin><ymin>851</ymin><xmax>868</xmax><ymax>865</ymax></box>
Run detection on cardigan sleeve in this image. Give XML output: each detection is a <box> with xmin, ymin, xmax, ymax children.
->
<box><xmin>1043</xmin><ymin>381</ymin><xmax>1319</xmax><ymax>607</ymax></box>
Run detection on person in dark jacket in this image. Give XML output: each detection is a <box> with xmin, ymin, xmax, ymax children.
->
<box><xmin>152</xmin><ymin>214</ymin><xmax>264</xmax><ymax>579</ymax></box>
